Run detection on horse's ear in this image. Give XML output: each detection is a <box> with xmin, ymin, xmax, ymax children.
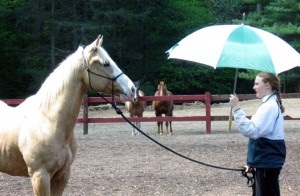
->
<box><xmin>134</xmin><ymin>81</ymin><xmax>140</xmax><ymax>88</ymax></box>
<box><xmin>94</xmin><ymin>35</ymin><xmax>103</xmax><ymax>50</ymax></box>
<box><xmin>158</xmin><ymin>80</ymin><xmax>166</xmax><ymax>85</ymax></box>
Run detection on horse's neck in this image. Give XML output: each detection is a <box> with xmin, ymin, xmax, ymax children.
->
<box><xmin>35</xmin><ymin>50</ymin><xmax>86</xmax><ymax>129</ymax></box>
<box><xmin>158</xmin><ymin>88</ymin><xmax>168</xmax><ymax>96</ymax></box>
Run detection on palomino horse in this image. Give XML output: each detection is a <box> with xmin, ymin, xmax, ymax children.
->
<box><xmin>125</xmin><ymin>81</ymin><xmax>146</xmax><ymax>136</ymax></box>
<box><xmin>153</xmin><ymin>81</ymin><xmax>174</xmax><ymax>135</ymax></box>
<box><xmin>0</xmin><ymin>35</ymin><xmax>136</xmax><ymax>196</ymax></box>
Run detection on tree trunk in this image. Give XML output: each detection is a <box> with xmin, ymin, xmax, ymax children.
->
<box><xmin>50</xmin><ymin>0</ymin><xmax>56</xmax><ymax>68</ymax></box>
<box><xmin>257</xmin><ymin>3</ymin><xmax>262</xmax><ymax>15</ymax></box>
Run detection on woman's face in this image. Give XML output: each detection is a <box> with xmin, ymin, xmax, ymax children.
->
<box><xmin>253</xmin><ymin>76</ymin><xmax>271</xmax><ymax>98</ymax></box>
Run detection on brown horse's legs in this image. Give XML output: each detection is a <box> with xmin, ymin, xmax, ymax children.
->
<box><xmin>132</xmin><ymin>121</ymin><xmax>140</xmax><ymax>136</ymax></box>
<box><xmin>137</xmin><ymin>122</ymin><xmax>141</xmax><ymax>134</ymax></box>
<box><xmin>167</xmin><ymin>121</ymin><xmax>172</xmax><ymax>135</ymax></box>
<box><xmin>165</xmin><ymin>121</ymin><xmax>172</xmax><ymax>135</ymax></box>
<box><xmin>157</xmin><ymin>121</ymin><xmax>163</xmax><ymax>135</ymax></box>
<box><xmin>50</xmin><ymin>168</ymin><xmax>71</xmax><ymax>196</ymax></box>
<box><xmin>165</xmin><ymin>121</ymin><xmax>169</xmax><ymax>135</ymax></box>
<box><xmin>156</xmin><ymin>113</ymin><xmax>163</xmax><ymax>135</ymax></box>
<box><xmin>30</xmin><ymin>170</ymin><xmax>51</xmax><ymax>196</ymax></box>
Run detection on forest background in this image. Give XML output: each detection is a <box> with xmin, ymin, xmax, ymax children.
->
<box><xmin>0</xmin><ymin>0</ymin><xmax>299</xmax><ymax>98</ymax></box>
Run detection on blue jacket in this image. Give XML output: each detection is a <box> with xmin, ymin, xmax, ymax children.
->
<box><xmin>247</xmin><ymin>137</ymin><xmax>286</xmax><ymax>168</ymax></box>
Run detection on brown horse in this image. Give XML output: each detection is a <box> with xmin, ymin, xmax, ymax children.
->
<box><xmin>0</xmin><ymin>35</ymin><xmax>136</xmax><ymax>196</ymax></box>
<box><xmin>153</xmin><ymin>81</ymin><xmax>174</xmax><ymax>135</ymax></box>
<box><xmin>125</xmin><ymin>81</ymin><xmax>146</xmax><ymax>136</ymax></box>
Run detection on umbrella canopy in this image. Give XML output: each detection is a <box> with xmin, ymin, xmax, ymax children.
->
<box><xmin>166</xmin><ymin>24</ymin><xmax>300</xmax><ymax>74</ymax></box>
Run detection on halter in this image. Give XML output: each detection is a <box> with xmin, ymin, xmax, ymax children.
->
<box><xmin>82</xmin><ymin>48</ymin><xmax>124</xmax><ymax>103</ymax></box>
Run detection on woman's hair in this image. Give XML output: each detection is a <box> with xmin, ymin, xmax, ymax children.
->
<box><xmin>257</xmin><ymin>72</ymin><xmax>285</xmax><ymax>113</ymax></box>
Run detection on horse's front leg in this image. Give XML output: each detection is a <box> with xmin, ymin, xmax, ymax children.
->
<box><xmin>30</xmin><ymin>169</ymin><xmax>51</xmax><ymax>196</ymax></box>
<box><xmin>160</xmin><ymin>121</ymin><xmax>164</xmax><ymax>135</ymax></box>
<box><xmin>166</xmin><ymin>121</ymin><xmax>172</xmax><ymax>135</ymax></box>
<box><xmin>169</xmin><ymin>121</ymin><xmax>173</xmax><ymax>135</ymax></box>
<box><xmin>136</xmin><ymin>122</ymin><xmax>141</xmax><ymax>135</ymax></box>
<box><xmin>166</xmin><ymin>113</ymin><xmax>173</xmax><ymax>135</ymax></box>
<box><xmin>157</xmin><ymin>121</ymin><xmax>163</xmax><ymax>135</ymax></box>
<box><xmin>50</xmin><ymin>167</ymin><xmax>71</xmax><ymax>196</ymax></box>
<box><xmin>132</xmin><ymin>122</ymin><xmax>137</xmax><ymax>136</ymax></box>
<box><xmin>132</xmin><ymin>122</ymin><xmax>140</xmax><ymax>136</ymax></box>
<box><xmin>155</xmin><ymin>113</ymin><xmax>163</xmax><ymax>135</ymax></box>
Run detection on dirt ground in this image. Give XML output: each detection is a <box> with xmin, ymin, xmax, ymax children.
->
<box><xmin>0</xmin><ymin>99</ymin><xmax>299</xmax><ymax>196</ymax></box>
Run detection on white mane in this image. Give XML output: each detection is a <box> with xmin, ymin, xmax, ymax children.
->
<box><xmin>34</xmin><ymin>46</ymin><xmax>85</xmax><ymax>111</ymax></box>
<box><xmin>20</xmin><ymin>43</ymin><xmax>121</xmax><ymax>115</ymax></box>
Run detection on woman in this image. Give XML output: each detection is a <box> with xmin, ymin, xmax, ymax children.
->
<box><xmin>229</xmin><ymin>72</ymin><xmax>286</xmax><ymax>196</ymax></box>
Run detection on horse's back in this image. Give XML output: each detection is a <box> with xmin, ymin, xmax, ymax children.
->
<box><xmin>0</xmin><ymin>101</ymin><xmax>19</xmax><ymax>125</ymax></box>
<box><xmin>0</xmin><ymin>100</ymin><xmax>7</xmax><ymax>108</ymax></box>
<box><xmin>167</xmin><ymin>90</ymin><xmax>173</xmax><ymax>96</ymax></box>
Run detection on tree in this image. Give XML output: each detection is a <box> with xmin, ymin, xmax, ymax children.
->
<box><xmin>205</xmin><ymin>0</ymin><xmax>246</xmax><ymax>23</ymax></box>
<box><xmin>245</xmin><ymin>0</ymin><xmax>300</xmax><ymax>92</ymax></box>
<box><xmin>2</xmin><ymin>0</ymin><xmax>297</xmax><ymax>98</ymax></box>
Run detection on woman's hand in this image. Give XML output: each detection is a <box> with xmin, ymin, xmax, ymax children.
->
<box><xmin>229</xmin><ymin>94</ymin><xmax>240</xmax><ymax>110</ymax></box>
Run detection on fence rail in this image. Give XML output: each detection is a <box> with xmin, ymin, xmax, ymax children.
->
<box><xmin>2</xmin><ymin>93</ymin><xmax>299</xmax><ymax>134</ymax></box>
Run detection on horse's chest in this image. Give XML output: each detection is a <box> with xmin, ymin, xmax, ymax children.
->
<box><xmin>155</xmin><ymin>102</ymin><xmax>172</xmax><ymax>113</ymax></box>
<box><xmin>127</xmin><ymin>102</ymin><xmax>145</xmax><ymax>115</ymax></box>
<box><xmin>19</xmin><ymin>130</ymin><xmax>77</xmax><ymax>173</ymax></box>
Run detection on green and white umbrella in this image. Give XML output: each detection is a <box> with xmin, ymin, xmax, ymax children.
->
<box><xmin>166</xmin><ymin>24</ymin><xmax>300</xmax><ymax>74</ymax></box>
<box><xmin>166</xmin><ymin>24</ymin><xmax>300</xmax><ymax>131</ymax></box>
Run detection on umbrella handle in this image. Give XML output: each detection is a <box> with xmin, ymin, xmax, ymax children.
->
<box><xmin>228</xmin><ymin>107</ymin><xmax>233</xmax><ymax>131</ymax></box>
<box><xmin>228</xmin><ymin>69</ymin><xmax>238</xmax><ymax>131</ymax></box>
<box><xmin>233</xmin><ymin>69</ymin><xmax>238</xmax><ymax>94</ymax></box>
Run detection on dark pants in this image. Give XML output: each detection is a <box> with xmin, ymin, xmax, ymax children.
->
<box><xmin>255</xmin><ymin>168</ymin><xmax>281</xmax><ymax>196</ymax></box>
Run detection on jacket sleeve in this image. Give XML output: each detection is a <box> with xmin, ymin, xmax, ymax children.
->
<box><xmin>233</xmin><ymin>101</ymin><xmax>278</xmax><ymax>139</ymax></box>
<box><xmin>232</xmin><ymin>109</ymin><xmax>257</xmax><ymax>139</ymax></box>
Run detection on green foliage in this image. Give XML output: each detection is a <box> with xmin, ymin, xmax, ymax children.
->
<box><xmin>205</xmin><ymin>0</ymin><xmax>245</xmax><ymax>23</ymax></box>
<box><xmin>239</xmin><ymin>69</ymin><xmax>260</xmax><ymax>80</ymax></box>
<box><xmin>0</xmin><ymin>0</ymin><xmax>23</xmax><ymax>13</ymax></box>
<box><xmin>157</xmin><ymin>62</ymin><xmax>238</xmax><ymax>94</ymax></box>
<box><xmin>246</xmin><ymin>0</ymin><xmax>300</xmax><ymax>51</ymax></box>
<box><xmin>0</xmin><ymin>0</ymin><xmax>299</xmax><ymax>98</ymax></box>
<box><xmin>243</xmin><ymin>0</ymin><xmax>300</xmax><ymax>92</ymax></box>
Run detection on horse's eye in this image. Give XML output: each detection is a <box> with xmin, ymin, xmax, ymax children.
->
<box><xmin>131</xmin><ymin>86</ymin><xmax>135</xmax><ymax>94</ymax></box>
<box><xmin>103</xmin><ymin>62</ymin><xmax>110</xmax><ymax>67</ymax></box>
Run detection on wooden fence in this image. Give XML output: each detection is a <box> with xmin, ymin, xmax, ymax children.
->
<box><xmin>2</xmin><ymin>93</ymin><xmax>299</xmax><ymax>134</ymax></box>
<box><xmin>78</xmin><ymin>92</ymin><xmax>212</xmax><ymax>134</ymax></box>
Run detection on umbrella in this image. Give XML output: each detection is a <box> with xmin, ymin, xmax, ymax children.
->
<box><xmin>166</xmin><ymin>24</ymin><xmax>300</xmax><ymax>131</ymax></box>
<box><xmin>166</xmin><ymin>24</ymin><xmax>300</xmax><ymax>74</ymax></box>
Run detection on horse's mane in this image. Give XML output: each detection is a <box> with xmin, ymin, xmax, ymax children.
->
<box><xmin>33</xmin><ymin>46</ymin><xmax>85</xmax><ymax>111</ymax></box>
<box><xmin>20</xmin><ymin>43</ymin><xmax>116</xmax><ymax>115</ymax></box>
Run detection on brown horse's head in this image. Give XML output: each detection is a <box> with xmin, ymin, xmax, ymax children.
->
<box><xmin>157</xmin><ymin>81</ymin><xmax>168</xmax><ymax>95</ymax></box>
<box><xmin>133</xmin><ymin>81</ymin><xmax>141</xmax><ymax>102</ymax></box>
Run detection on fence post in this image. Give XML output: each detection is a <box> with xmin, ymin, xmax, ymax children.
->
<box><xmin>83</xmin><ymin>94</ymin><xmax>88</xmax><ymax>134</ymax></box>
<box><xmin>205</xmin><ymin>92</ymin><xmax>211</xmax><ymax>133</ymax></box>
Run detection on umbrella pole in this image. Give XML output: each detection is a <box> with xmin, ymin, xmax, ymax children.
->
<box><xmin>228</xmin><ymin>69</ymin><xmax>238</xmax><ymax>131</ymax></box>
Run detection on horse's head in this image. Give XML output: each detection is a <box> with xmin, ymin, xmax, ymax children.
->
<box><xmin>83</xmin><ymin>35</ymin><xmax>136</xmax><ymax>101</ymax></box>
<box><xmin>157</xmin><ymin>81</ymin><xmax>167</xmax><ymax>90</ymax></box>
<box><xmin>132</xmin><ymin>81</ymin><xmax>141</xmax><ymax>102</ymax></box>
<box><xmin>157</xmin><ymin>81</ymin><xmax>170</xmax><ymax>96</ymax></box>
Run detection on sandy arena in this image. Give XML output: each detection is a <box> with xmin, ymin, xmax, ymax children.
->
<box><xmin>0</xmin><ymin>99</ymin><xmax>299</xmax><ymax>196</ymax></box>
